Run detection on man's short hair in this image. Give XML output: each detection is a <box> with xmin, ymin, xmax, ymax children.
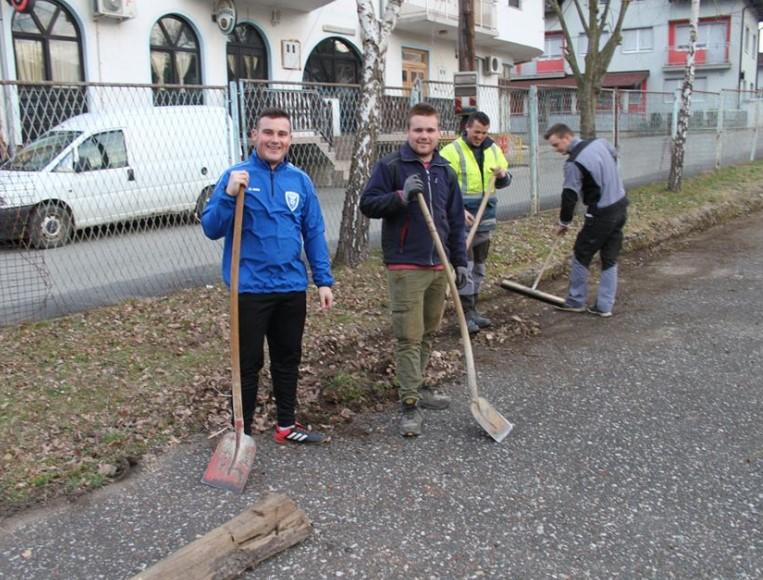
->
<box><xmin>256</xmin><ymin>108</ymin><xmax>291</xmax><ymax>130</ymax></box>
<box><xmin>407</xmin><ymin>102</ymin><xmax>439</xmax><ymax>127</ymax></box>
<box><xmin>466</xmin><ymin>111</ymin><xmax>491</xmax><ymax>127</ymax></box>
<box><xmin>544</xmin><ymin>123</ymin><xmax>574</xmax><ymax>140</ymax></box>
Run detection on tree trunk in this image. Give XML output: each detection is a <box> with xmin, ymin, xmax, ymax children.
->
<box><xmin>668</xmin><ymin>0</ymin><xmax>700</xmax><ymax>192</ymax></box>
<box><xmin>333</xmin><ymin>67</ymin><xmax>378</xmax><ymax>266</ymax></box>
<box><xmin>578</xmin><ymin>78</ymin><xmax>597</xmax><ymax>139</ymax></box>
<box><xmin>333</xmin><ymin>0</ymin><xmax>402</xmax><ymax>268</ymax></box>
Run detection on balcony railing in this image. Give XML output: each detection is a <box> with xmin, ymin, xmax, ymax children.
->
<box><xmin>514</xmin><ymin>57</ymin><xmax>566</xmax><ymax>77</ymax></box>
<box><xmin>399</xmin><ymin>0</ymin><xmax>498</xmax><ymax>36</ymax></box>
<box><xmin>666</xmin><ymin>42</ymin><xmax>730</xmax><ymax>67</ymax></box>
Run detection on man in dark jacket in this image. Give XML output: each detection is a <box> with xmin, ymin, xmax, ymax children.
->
<box><xmin>360</xmin><ymin>102</ymin><xmax>468</xmax><ymax>438</ymax></box>
<box><xmin>545</xmin><ymin>123</ymin><xmax>628</xmax><ymax>317</ymax></box>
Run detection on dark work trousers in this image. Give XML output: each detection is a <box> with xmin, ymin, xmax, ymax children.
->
<box><xmin>238</xmin><ymin>291</ymin><xmax>307</xmax><ymax>433</ymax></box>
<box><xmin>568</xmin><ymin>199</ymin><xmax>628</xmax><ymax>312</ymax></box>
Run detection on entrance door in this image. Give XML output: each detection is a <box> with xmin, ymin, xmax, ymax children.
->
<box><xmin>402</xmin><ymin>48</ymin><xmax>429</xmax><ymax>96</ymax></box>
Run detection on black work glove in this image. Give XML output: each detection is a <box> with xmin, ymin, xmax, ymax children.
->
<box><xmin>403</xmin><ymin>174</ymin><xmax>425</xmax><ymax>203</ymax></box>
<box><xmin>455</xmin><ymin>266</ymin><xmax>468</xmax><ymax>290</ymax></box>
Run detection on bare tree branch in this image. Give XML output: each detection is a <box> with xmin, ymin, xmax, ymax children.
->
<box><xmin>599</xmin><ymin>0</ymin><xmax>612</xmax><ymax>30</ymax></box>
<box><xmin>551</xmin><ymin>1</ymin><xmax>582</xmax><ymax>79</ymax></box>
<box><xmin>600</xmin><ymin>0</ymin><xmax>630</xmax><ymax>65</ymax></box>
<box><xmin>571</xmin><ymin>0</ymin><xmax>590</xmax><ymax>36</ymax></box>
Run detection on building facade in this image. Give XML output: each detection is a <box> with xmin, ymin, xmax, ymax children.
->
<box><xmin>0</xmin><ymin>0</ymin><xmax>544</xmax><ymax>148</ymax></box>
<box><xmin>512</xmin><ymin>0</ymin><xmax>762</xmax><ymax>96</ymax></box>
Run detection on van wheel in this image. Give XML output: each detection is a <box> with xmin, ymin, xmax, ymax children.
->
<box><xmin>27</xmin><ymin>202</ymin><xmax>73</xmax><ymax>249</ymax></box>
<box><xmin>195</xmin><ymin>187</ymin><xmax>213</xmax><ymax>222</ymax></box>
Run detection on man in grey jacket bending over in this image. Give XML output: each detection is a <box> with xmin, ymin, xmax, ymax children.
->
<box><xmin>545</xmin><ymin>123</ymin><xmax>628</xmax><ymax>318</ymax></box>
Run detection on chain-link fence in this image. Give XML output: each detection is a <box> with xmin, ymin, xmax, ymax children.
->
<box><xmin>2</xmin><ymin>80</ymin><xmax>762</xmax><ymax>325</ymax></box>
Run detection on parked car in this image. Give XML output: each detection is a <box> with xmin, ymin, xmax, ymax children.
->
<box><xmin>0</xmin><ymin>106</ymin><xmax>236</xmax><ymax>248</ymax></box>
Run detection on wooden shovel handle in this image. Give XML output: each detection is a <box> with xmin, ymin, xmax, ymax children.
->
<box><xmin>465</xmin><ymin>174</ymin><xmax>497</xmax><ymax>251</ymax></box>
<box><xmin>230</xmin><ymin>184</ymin><xmax>246</xmax><ymax>426</ymax></box>
<box><xmin>416</xmin><ymin>193</ymin><xmax>480</xmax><ymax>403</ymax></box>
<box><xmin>531</xmin><ymin>235</ymin><xmax>562</xmax><ymax>290</ymax></box>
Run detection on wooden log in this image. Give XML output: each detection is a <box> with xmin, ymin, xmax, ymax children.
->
<box><xmin>132</xmin><ymin>493</ymin><xmax>312</xmax><ymax>580</ymax></box>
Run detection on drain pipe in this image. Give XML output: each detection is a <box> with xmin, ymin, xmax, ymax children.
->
<box><xmin>738</xmin><ymin>5</ymin><xmax>748</xmax><ymax>104</ymax></box>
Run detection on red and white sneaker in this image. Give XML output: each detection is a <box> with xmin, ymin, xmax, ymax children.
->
<box><xmin>273</xmin><ymin>423</ymin><xmax>326</xmax><ymax>445</ymax></box>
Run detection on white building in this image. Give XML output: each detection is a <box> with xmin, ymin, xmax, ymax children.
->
<box><xmin>0</xmin><ymin>0</ymin><xmax>544</xmax><ymax>149</ymax></box>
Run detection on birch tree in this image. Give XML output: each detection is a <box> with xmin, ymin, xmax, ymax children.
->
<box><xmin>548</xmin><ymin>0</ymin><xmax>631</xmax><ymax>138</ymax></box>
<box><xmin>668</xmin><ymin>0</ymin><xmax>700</xmax><ymax>191</ymax></box>
<box><xmin>333</xmin><ymin>0</ymin><xmax>403</xmax><ymax>268</ymax></box>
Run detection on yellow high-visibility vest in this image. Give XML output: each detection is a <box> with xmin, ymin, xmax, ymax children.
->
<box><xmin>440</xmin><ymin>136</ymin><xmax>509</xmax><ymax>196</ymax></box>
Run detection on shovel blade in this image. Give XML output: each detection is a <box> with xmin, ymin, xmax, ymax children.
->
<box><xmin>470</xmin><ymin>397</ymin><xmax>514</xmax><ymax>443</ymax></box>
<box><xmin>201</xmin><ymin>432</ymin><xmax>257</xmax><ymax>494</ymax></box>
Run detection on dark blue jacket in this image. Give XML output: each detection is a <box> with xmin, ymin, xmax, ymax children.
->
<box><xmin>360</xmin><ymin>142</ymin><xmax>467</xmax><ymax>268</ymax></box>
<box><xmin>201</xmin><ymin>152</ymin><xmax>334</xmax><ymax>294</ymax></box>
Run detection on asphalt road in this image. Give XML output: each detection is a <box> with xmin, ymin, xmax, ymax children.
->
<box><xmin>1</xmin><ymin>211</ymin><xmax>761</xmax><ymax>577</ymax></box>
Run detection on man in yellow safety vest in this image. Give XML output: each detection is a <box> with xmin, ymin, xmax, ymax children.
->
<box><xmin>440</xmin><ymin>111</ymin><xmax>511</xmax><ymax>333</ymax></box>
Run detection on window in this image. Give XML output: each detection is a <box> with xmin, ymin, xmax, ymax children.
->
<box><xmin>75</xmin><ymin>131</ymin><xmax>127</xmax><ymax>172</ymax></box>
<box><xmin>674</xmin><ymin>21</ymin><xmax>727</xmax><ymax>50</ymax></box>
<box><xmin>509</xmin><ymin>0</ymin><xmax>521</xmax><ymax>7</ymax></box>
<box><xmin>622</xmin><ymin>27</ymin><xmax>653</xmax><ymax>53</ymax></box>
<box><xmin>11</xmin><ymin>1</ymin><xmax>86</xmax><ymax>142</ymax></box>
<box><xmin>304</xmin><ymin>37</ymin><xmax>361</xmax><ymax>84</ymax></box>
<box><xmin>578</xmin><ymin>31</ymin><xmax>610</xmax><ymax>55</ymax></box>
<box><xmin>542</xmin><ymin>34</ymin><xmax>563</xmax><ymax>59</ymax></box>
<box><xmin>150</xmin><ymin>15</ymin><xmax>202</xmax><ymax>105</ymax></box>
<box><xmin>745</xmin><ymin>26</ymin><xmax>750</xmax><ymax>54</ymax></box>
<box><xmin>227</xmin><ymin>23</ymin><xmax>268</xmax><ymax>83</ymax></box>
<box><xmin>12</xmin><ymin>0</ymin><xmax>83</xmax><ymax>82</ymax></box>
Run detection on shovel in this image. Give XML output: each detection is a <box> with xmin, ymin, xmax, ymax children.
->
<box><xmin>465</xmin><ymin>174</ymin><xmax>497</xmax><ymax>251</ymax></box>
<box><xmin>416</xmin><ymin>192</ymin><xmax>513</xmax><ymax>442</ymax></box>
<box><xmin>202</xmin><ymin>184</ymin><xmax>257</xmax><ymax>493</ymax></box>
<box><xmin>500</xmin><ymin>234</ymin><xmax>566</xmax><ymax>307</ymax></box>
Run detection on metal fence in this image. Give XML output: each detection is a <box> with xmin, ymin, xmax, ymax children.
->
<box><xmin>1</xmin><ymin>80</ymin><xmax>762</xmax><ymax>325</ymax></box>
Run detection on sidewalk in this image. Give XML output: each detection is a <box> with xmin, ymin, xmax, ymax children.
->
<box><xmin>1</xmin><ymin>215</ymin><xmax>761</xmax><ymax>579</ymax></box>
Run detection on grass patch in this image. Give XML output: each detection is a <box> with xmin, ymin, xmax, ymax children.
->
<box><xmin>2</xmin><ymin>162</ymin><xmax>763</xmax><ymax>515</ymax></box>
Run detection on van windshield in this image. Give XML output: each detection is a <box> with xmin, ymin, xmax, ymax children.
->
<box><xmin>1</xmin><ymin>130</ymin><xmax>82</xmax><ymax>171</ymax></box>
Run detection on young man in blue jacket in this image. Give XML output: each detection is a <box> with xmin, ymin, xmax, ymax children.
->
<box><xmin>360</xmin><ymin>102</ymin><xmax>468</xmax><ymax>438</ymax></box>
<box><xmin>201</xmin><ymin>108</ymin><xmax>334</xmax><ymax>444</ymax></box>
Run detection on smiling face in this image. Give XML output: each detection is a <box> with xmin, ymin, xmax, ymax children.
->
<box><xmin>407</xmin><ymin>113</ymin><xmax>441</xmax><ymax>161</ymax></box>
<box><xmin>465</xmin><ymin>120</ymin><xmax>490</xmax><ymax>148</ymax></box>
<box><xmin>252</xmin><ymin>115</ymin><xmax>292</xmax><ymax>167</ymax></box>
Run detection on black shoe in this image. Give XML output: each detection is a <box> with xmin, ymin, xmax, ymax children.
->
<box><xmin>586</xmin><ymin>305</ymin><xmax>613</xmax><ymax>318</ymax></box>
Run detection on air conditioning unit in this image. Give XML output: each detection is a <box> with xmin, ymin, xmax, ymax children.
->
<box><xmin>483</xmin><ymin>55</ymin><xmax>501</xmax><ymax>76</ymax></box>
<box><xmin>94</xmin><ymin>0</ymin><xmax>136</xmax><ymax>20</ymax></box>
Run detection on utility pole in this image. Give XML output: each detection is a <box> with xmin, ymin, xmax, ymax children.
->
<box><xmin>458</xmin><ymin>0</ymin><xmax>476</xmax><ymax>131</ymax></box>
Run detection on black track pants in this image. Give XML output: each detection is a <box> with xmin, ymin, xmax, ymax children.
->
<box><xmin>237</xmin><ymin>291</ymin><xmax>307</xmax><ymax>433</ymax></box>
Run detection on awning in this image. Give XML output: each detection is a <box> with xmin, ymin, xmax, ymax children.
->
<box><xmin>510</xmin><ymin>70</ymin><xmax>649</xmax><ymax>89</ymax></box>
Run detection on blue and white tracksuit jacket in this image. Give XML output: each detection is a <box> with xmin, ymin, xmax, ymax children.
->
<box><xmin>201</xmin><ymin>152</ymin><xmax>334</xmax><ymax>293</ymax></box>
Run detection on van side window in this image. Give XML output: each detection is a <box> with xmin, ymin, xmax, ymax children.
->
<box><xmin>75</xmin><ymin>131</ymin><xmax>128</xmax><ymax>172</ymax></box>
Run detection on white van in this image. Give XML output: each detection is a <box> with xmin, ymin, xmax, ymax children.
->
<box><xmin>0</xmin><ymin>106</ymin><xmax>236</xmax><ymax>248</ymax></box>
